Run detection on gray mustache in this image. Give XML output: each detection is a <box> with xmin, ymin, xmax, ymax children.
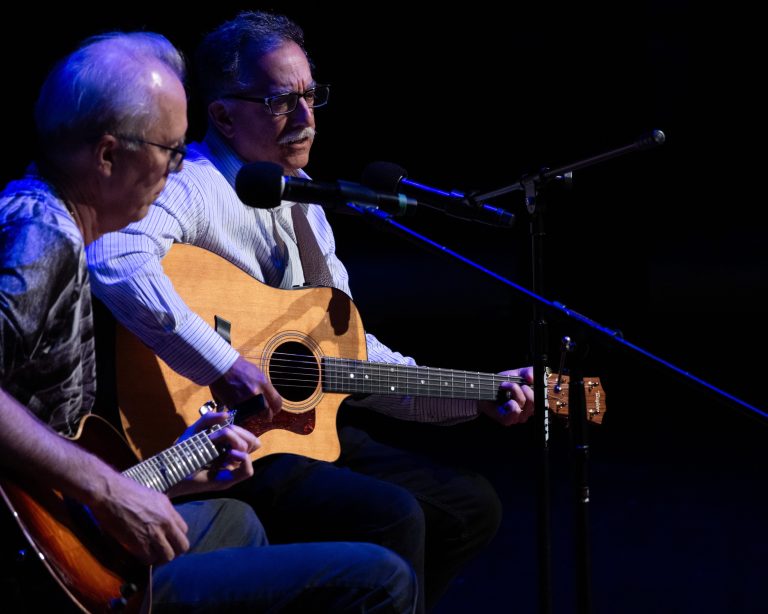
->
<box><xmin>278</xmin><ymin>127</ymin><xmax>316</xmax><ymax>145</ymax></box>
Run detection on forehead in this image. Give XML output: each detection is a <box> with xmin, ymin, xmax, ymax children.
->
<box><xmin>243</xmin><ymin>41</ymin><xmax>312</xmax><ymax>92</ymax></box>
<box><xmin>147</xmin><ymin>70</ymin><xmax>188</xmax><ymax>141</ymax></box>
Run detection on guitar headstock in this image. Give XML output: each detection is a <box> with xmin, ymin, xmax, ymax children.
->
<box><xmin>546</xmin><ymin>371</ymin><xmax>606</xmax><ymax>425</ymax></box>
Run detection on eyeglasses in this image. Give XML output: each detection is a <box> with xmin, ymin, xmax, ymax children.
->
<box><xmin>117</xmin><ymin>135</ymin><xmax>187</xmax><ymax>172</ymax></box>
<box><xmin>223</xmin><ymin>84</ymin><xmax>330</xmax><ymax>116</ymax></box>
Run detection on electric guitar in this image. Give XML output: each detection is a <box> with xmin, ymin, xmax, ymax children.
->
<box><xmin>0</xmin><ymin>413</ymin><xmax>231</xmax><ymax>614</ymax></box>
<box><xmin>116</xmin><ymin>244</ymin><xmax>605</xmax><ymax>463</ymax></box>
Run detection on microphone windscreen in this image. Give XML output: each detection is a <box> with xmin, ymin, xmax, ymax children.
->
<box><xmin>235</xmin><ymin>161</ymin><xmax>285</xmax><ymax>209</ymax></box>
<box><xmin>360</xmin><ymin>161</ymin><xmax>408</xmax><ymax>194</ymax></box>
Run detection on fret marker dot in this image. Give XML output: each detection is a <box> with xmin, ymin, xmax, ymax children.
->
<box><xmin>420</xmin><ymin>380</ymin><xmax>425</xmax><ymax>385</ymax></box>
<box><xmin>349</xmin><ymin>373</ymin><xmax>354</xmax><ymax>378</ymax></box>
<box><xmin>390</xmin><ymin>386</ymin><xmax>395</xmax><ymax>391</ymax></box>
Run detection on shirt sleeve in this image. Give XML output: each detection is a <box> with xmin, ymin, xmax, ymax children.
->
<box><xmin>86</xmin><ymin>173</ymin><xmax>239</xmax><ymax>385</ymax></box>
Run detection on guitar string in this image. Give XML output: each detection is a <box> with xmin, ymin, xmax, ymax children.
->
<box><xmin>260</xmin><ymin>365</ymin><xmax>524</xmax><ymax>394</ymax></box>
<box><xmin>124</xmin><ymin>425</ymin><xmax>229</xmax><ymax>492</ymax></box>
<box><xmin>264</xmin><ymin>360</ymin><xmax>522</xmax><ymax>384</ymax></box>
<box><xmin>246</xmin><ymin>351</ymin><xmax>526</xmax><ymax>386</ymax></box>
<box><xmin>234</xmin><ymin>352</ymin><xmax>524</xmax><ymax>398</ymax></box>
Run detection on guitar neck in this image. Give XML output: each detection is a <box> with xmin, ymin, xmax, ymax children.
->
<box><xmin>121</xmin><ymin>428</ymin><xmax>220</xmax><ymax>493</ymax></box>
<box><xmin>322</xmin><ymin>358</ymin><xmax>523</xmax><ymax>400</ymax></box>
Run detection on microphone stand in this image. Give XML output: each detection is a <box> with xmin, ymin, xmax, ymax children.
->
<box><xmin>343</xmin><ymin>130</ymin><xmax>768</xmax><ymax>614</ymax></box>
<box><xmin>525</xmin><ymin>174</ymin><xmax>555</xmax><ymax>614</ymax></box>
<box><xmin>466</xmin><ymin>129</ymin><xmax>664</xmax><ymax>614</ymax></box>
<box><xmin>565</xmin><ymin>340</ymin><xmax>592</xmax><ymax>614</ymax></box>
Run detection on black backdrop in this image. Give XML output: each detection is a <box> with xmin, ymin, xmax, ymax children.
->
<box><xmin>2</xmin><ymin>3</ymin><xmax>767</xmax><ymax>612</ymax></box>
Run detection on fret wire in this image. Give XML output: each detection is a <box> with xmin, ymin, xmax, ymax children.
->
<box><xmin>189</xmin><ymin>433</ymin><xmax>213</xmax><ymax>468</ymax></box>
<box><xmin>322</xmin><ymin>360</ymin><xmax>511</xmax><ymax>399</ymax></box>
<box><xmin>147</xmin><ymin>452</ymin><xmax>171</xmax><ymax>492</ymax></box>
<box><xmin>324</xmin><ymin>358</ymin><xmax>518</xmax><ymax>384</ymax></box>
<box><xmin>164</xmin><ymin>443</ymin><xmax>186</xmax><ymax>483</ymax></box>
<box><xmin>139</xmin><ymin>458</ymin><xmax>159</xmax><ymax>490</ymax></box>
<box><xmin>192</xmin><ymin>432</ymin><xmax>217</xmax><ymax>465</ymax></box>
<box><xmin>268</xmin><ymin>353</ymin><xmax>523</xmax><ymax>396</ymax></box>
<box><xmin>139</xmin><ymin>461</ymin><xmax>163</xmax><ymax>492</ymax></box>
<box><xmin>270</xmin><ymin>374</ymin><xmax>505</xmax><ymax>393</ymax></box>
<box><xmin>157</xmin><ymin>448</ymin><xmax>182</xmax><ymax>487</ymax></box>
<box><xmin>169</xmin><ymin>446</ymin><xmax>189</xmax><ymax>486</ymax></box>
<box><xmin>122</xmin><ymin>430</ymin><xmax>221</xmax><ymax>495</ymax></box>
<box><xmin>150</xmin><ymin>452</ymin><xmax>174</xmax><ymax>491</ymax></box>
<box><xmin>130</xmin><ymin>461</ymin><xmax>161</xmax><ymax>492</ymax></box>
<box><xmin>177</xmin><ymin>439</ymin><xmax>199</xmax><ymax>476</ymax></box>
<box><xmin>122</xmin><ymin>465</ymin><xmax>143</xmax><ymax>488</ymax></box>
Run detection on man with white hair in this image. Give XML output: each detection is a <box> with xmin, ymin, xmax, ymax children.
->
<box><xmin>1</xmin><ymin>31</ymin><xmax>416</xmax><ymax>613</ymax></box>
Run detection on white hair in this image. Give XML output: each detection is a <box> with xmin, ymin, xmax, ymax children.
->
<box><xmin>35</xmin><ymin>31</ymin><xmax>185</xmax><ymax>157</ymax></box>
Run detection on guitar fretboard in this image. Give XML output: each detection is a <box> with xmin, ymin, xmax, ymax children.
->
<box><xmin>322</xmin><ymin>358</ymin><xmax>523</xmax><ymax>400</ymax></box>
<box><xmin>121</xmin><ymin>427</ymin><xmax>221</xmax><ymax>493</ymax></box>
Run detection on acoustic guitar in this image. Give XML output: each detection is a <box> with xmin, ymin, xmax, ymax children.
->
<box><xmin>116</xmin><ymin>244</ymin><xmax>605</xmax><ymax>463</ymax></box>
<box><xmin>0</xmin><ymin>413</ymin><xmax>231</xmax><ymax>614</ymax></box>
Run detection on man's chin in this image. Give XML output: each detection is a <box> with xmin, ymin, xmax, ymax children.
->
<box><xmin>131</xmin><ymin>202</ymin><xmax>154</xmax><ymax>224</ymax></box>
<box><xmin>281</xmin><ymin>150</ymin><xmax>311</xmax><ymax>173</ymax></box>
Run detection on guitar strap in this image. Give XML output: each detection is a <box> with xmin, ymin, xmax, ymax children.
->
<box><xmin>214</xmin><ymin>315</ymin><xmax>231</xmax><ymax>345</ymax></box>
<box><xmin>213</xmin><ymin>315</ymin><xmax>267</xmax><ymax>415</ymax></box>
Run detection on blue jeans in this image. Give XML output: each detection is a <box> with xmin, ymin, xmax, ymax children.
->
<box><xmin>223</xmin><ymin>425</ymin><xmax>503</xmax><ymax>613</ymax></box>
<box><xmin>152</xmin><ymin>499</ymin><xmax>417</xmax><ymax>613</ymax></box>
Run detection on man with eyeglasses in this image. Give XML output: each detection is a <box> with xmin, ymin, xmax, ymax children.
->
<box><xmin>116</xmin><ymin>135</ymin><xmax>188</xmax><ymax>173</ymax></box>
<box><xmin>88</xmin><ymin>10</ymin><xmax>533</xmax><ymax>612</ymax></box>
<box><xmin>1</xmin><ymin>30</ymin><xmax>416</xmax><ymax>613</ymax></box>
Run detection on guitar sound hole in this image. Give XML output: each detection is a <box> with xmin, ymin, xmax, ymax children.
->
<box><xmin>269</xmin><ymin>341</ymin><xmax>319</xmax><ymax>402</ymax></box>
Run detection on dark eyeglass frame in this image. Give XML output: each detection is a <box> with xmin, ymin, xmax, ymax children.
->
<box><xmin>117</xmin><ymin>135</ymin><xmax>187</xmax><ymax>172</ymax></box>
<box><xmin>222</xmin><ymin>84</ymin><xmax>330</xmax><ymax>116</ymax></box>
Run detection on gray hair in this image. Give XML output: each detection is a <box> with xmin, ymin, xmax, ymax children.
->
<box><xmin>35</xmin><ymin>31</ymin><xmax>185</xmax><ymax>155</ymax></box>
<box><xmin>195</xmin><ymin>10</ymin><xmax>309</xmax><ymax>105</ymax></box>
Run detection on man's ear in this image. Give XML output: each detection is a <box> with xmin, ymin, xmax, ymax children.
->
<box><xmin>95</xmin><ymin>134</ymin><xmax>120</xmax><ymax>177</ymax></box>
<box><xmin>208</xmin><ymin>100</ymin><xmax>235</xmax><ymax>138</ymax></box>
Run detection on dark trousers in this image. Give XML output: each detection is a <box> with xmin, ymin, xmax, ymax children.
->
<box><xmin>225</xmin><ymin>425</ymin><xmax>503</xmax><ymax>613</ymax></box>
<box><xmin>153</xmin><ymin>498</ymin><xmax>417</xmax><ymax>612</ymax></box>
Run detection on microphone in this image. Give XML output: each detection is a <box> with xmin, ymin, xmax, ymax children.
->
<box><xmin>235</xmin><ymin>161</ymin><xmax>417</xmax><ymax>216</ymax></box>
<box><xmin>361</xmin><ymin>161</ymin><xmax>515</xmax><ymax>228</ymax></box>
<box><xmin>633</xmin><ymin>129</ymin><xmax>666</xmax><ymax>150</ymax></box>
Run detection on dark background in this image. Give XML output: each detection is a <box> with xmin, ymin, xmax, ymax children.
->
<box><xmin>2</xmin><ymin>2</ymin><xmax>767</xmax><ymax>612</ymax></box>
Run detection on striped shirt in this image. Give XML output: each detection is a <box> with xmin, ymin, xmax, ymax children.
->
<box><xmin>87</xmin><ymin>129</ymin><xmax>478</xmax><ymax>423</ymax></box>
